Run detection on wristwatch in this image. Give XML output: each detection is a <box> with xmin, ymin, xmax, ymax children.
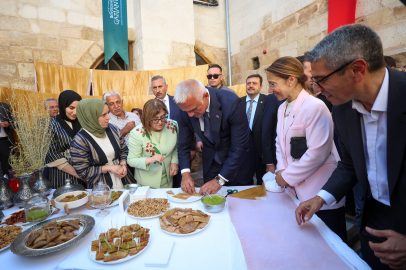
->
<box><xmin>215</xmin><ymin>175</ymin><xmax>226</xmax><ymax>186</ymax></box>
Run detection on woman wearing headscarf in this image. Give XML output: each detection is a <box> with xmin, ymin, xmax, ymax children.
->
<box><xmin>127</xmin><ymin>99</ymin><xmax>178</xmax><ymax>189</ymax></box>
<box><xmin>70</xmin><ymin>98</ymin><xmax>135</xmax><ymax>189</ymax></box>
<box><xmin>45</xmin><ymin>90</ymin><xmax>84</xmax><ymax>188</ymax></box>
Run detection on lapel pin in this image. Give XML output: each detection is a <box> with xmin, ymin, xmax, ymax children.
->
<box><xmin>216</xmin><ymin>115</ymin><xmax>219</xmax><ymax>118</ymax></box>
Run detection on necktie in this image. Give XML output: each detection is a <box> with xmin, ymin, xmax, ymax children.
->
<box><xmin>203</xmin><ymin>112</ymin><xmax>213</xmax><ymax>143</ymax></box>
<box><xmin>162</xmin><ymin>99</ymin><xmax>170</xmax><ymax>119</ymax></box>
<box><xmin>247</xmin><ymin>100</ymin><xmax>254</xmax><ymax>126</ymax></box>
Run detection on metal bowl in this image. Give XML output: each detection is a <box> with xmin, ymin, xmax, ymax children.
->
<box><xmin>124</xmin><ymin>183</ymin><xmax>141</xmax><ymax>194</ymax></box>
<box><xmin>201</xmin><ymin>194</ymin><xmax>226</xmax><ymax>213</ymax></box>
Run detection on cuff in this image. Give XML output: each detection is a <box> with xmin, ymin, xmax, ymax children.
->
<box><xmin>317</xmin><ymin>190</ymin><xmax>337</xmax><ymax>206</ymax></box>
<box><xmin>181</xmin><ymin>169</ymin><xmax>190</xmax><ymax>174</ymax></box>
<box><xmin>266</xmin><ymin>164</ymin><xmax>274</xmax><ymax>166</ymax></box>
<box><xmin>218</xmin><ymin>174</ymin><xmax>229</xmax><ymax>182</ymax></box>
<box><xmin>57</xmin><ymin>162</ymin><xmax>69</xmax><ymax>170</ymax></box>
<box><xmin>47</xmin><ymin>158</ymin><xmax>68</xmax><ymax>168</ymax></box>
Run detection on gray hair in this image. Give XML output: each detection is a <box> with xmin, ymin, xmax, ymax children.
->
<box><xmin>174</xmin><ymin>79</ymin><xmax>206</xmax><ymax>104</ymax></box>
<box><xmin>305</xmin><ymin>24</ymin><xmax>385</xmax><ymax>73</ymax></box>
<box><xmin>151</xmin><ymin>75</ymin><xmax>166</xmax><ymax>84</ymax></box>
<box><xmin>44</xmin><ymin>98</ymin><xmax>57</xmax><ymax>107</ymax></box>
<box><xmin>102</xmin><ymin>90</ymin><xmax>122</xmax><ymax>101</ymax></box>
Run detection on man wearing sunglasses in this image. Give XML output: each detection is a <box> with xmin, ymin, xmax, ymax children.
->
<box><xmin>295</xmin><ymin>24</ymin><xmax>406</xmax><ymax>270</ymax></box>
<box><xmin>206</xmin><ymin>64</ymin><xmax>235</xmax><ymax>93</ymax></box>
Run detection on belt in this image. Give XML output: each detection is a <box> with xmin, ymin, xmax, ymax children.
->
<box><xmin>0</xmin><ymin>137</ymin><xmax>8</xmax><ymax>141</ymax></box>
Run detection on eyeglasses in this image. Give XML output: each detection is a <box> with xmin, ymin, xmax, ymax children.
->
<box><xmin>268</xmin><ymin>78</ymin><xmax>286</xmax><ymax>89</ymax></box>
<box><xmin>207</xmin><ymin>74</ymin><xmax>221</xmax><ymax>79</ymax></box>
<box><xmin>150</xmin><ymin>115</ymin><xmax>167</xmax><ymax>124</ymax></box>
<box><xmin>311</xmin><ymin>60</ymin><xmax>354</xmax><ymax>90</ymax></box>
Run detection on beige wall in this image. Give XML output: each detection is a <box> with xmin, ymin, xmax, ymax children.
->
<box><xmin>0</xmin><ymin>0</ymin><xmax>138</xmax><ymax>91</ymax></box>
<box><xmin>229</xmin><ymin>0</ymin><xmax>406</xmax><ymax>89</ymax></box>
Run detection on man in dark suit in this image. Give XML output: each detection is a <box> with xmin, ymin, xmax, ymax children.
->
<box><xmin>175</xmin><ymin>79</ymin><xmax>256</xmax><ymax>195</ymax></box>
<box><xmin>241</xmin><ymin>74</ymin><xmax>279</xmax><ymax>184</ymax></box>
<box><xmin>0</xmin><ymin>102</ymin><xmax>15</xmax><ymax>178</ymax></box>
<box><xmin>295</xmin><ymin>24</ymin><xmax>406</xmax><ymax>269</ymax></box>
<box><xmin>151</xmin><ymin>75</ymin><xmax>196</xmax><ymax>187</ymax></box>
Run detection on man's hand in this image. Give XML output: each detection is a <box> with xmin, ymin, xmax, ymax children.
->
<box><xmin>196</xmin><ymin>141</ymin><xmax>203</xmax><ymax>152</ymax></box>
<box><xmin>121</xmin><ymin>121</ymin><xmax>136</xmax><ymax>137</ymax></box>
<box><xmin>367</xmin><ymin>227</ymin><xmax>406</xmax><ymax>269</ymax></box>
<box><xmin>181</xmin><ymin>172</ymin><xmax>196</xmax><ymax>194</ymax></box>
<box><xmin>0</xmin><ymin>121</ymin><xmax>9</xmax><ymax>128</ymax></box>
<box><xmin>266</xmin><ymin>164</ymin><xmax>276</xmax><ymax>173</ymax></box>
<box><xmin>190</xmin><ymin>150</ymin><xmax>196</xmax><ymax>161</ymax></box>
<box><xmin>295</xmin><ymin>196</ymin><xmax>326</xmax><ymax>225</ymax></box>
<box><xmin>199</xmin><ymin>179</ymin><xmax>221</xmax><ymax>195</ymax></box>
<box><xmin>275</xmin><ymin>169</ymin><xmax>290</xmax><ymax>188</ymax></box>
<box><xmin>169</xmin><ymin>163</ymin><xmax>179</xmax><ymax>177</ymax></box>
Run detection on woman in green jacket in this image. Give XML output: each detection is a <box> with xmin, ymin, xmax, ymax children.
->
<box><xmin>127</xmin><ymin>99</ymin><xmax>179</xmax><ymax>188</ymax></box>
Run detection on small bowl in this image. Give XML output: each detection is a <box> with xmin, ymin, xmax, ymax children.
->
<box><xmin>201</xmin><ymin>195</ymin><xmax>226</xmax><ymax>213</ymax></box>
<box><xmin>124</xmin><ymin>184</ymin><xmax>141</xmax><ymax>194</ymax></box>
<box><xmin>54</xmin><ymin>191</ymin><xmax>89</xmax><ymax>210</ymax></box>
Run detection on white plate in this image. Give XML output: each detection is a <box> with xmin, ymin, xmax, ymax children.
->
<box><xmin>167</xmin><ymin>189</ymin><xmax>203</xmax><ymax>204</ymax></box>
<box><xmin>88</xmin><ymin>237</ymin><xmax>150</xmax><ymax>264</ymax></box>
<box><xmin>90</xmin><ymin>191</ymin><xmax>123</xmax><ymax>208</ymax></box>
<box><xmin>125</xmin><ymin>207</ymin><xmax>164</xmax><ymax>220</ymax></box>
<box><xmin>0</xmin><ymin>225</ymin><xmax>25</xmax><ymax>252</ymax></box>
<box><xmin>1</xmin><ymin>209</ymin><xmax>55</xmax><ymax>227</ymax></box>
<box><xmin>54</xmin><ymin>191</ymin><xmax>89</xmax><ymax>210</ymax></box>
<box><xmin>159</xmin><ymin>218</ymin><xmax>210</xmax><ymax>237</ymax></box>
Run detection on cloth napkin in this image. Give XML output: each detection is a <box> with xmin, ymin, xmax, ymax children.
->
<box><xmin>262</xmin><ymin>172</ymin><xmax>284</xmax><ymax>193</ymax></box>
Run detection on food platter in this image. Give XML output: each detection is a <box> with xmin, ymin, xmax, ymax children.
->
<box><xmin>159</xmin><ymin>208</ymin><xmax>211</xmax><ymax>236</ymax></box>
<box><xmin>125</xmin><ymin>208</ymin><xmax>164</xmax><ymax>220</ymax></box>
<box><xmin>125</xmin><ymin>198</ymin><xmax>170</xmax><ymax>220</ymax></box>
<box><xmin>90</xmin><ymin>190</ymin><xmax>123</xmax><ymax>209</ymax></box>
<box><xmin>87</xmin><ymin>224</ymin><xmax>150</xmax><ymax>264</ymax></box>
<box><xmin>159</xmin><ymin>219</ymin><xmax>209</xmax><ymax>237</ymax></box>
<box><xmin>10</xmin><ymin>214</ymin><xmax>95</xmax><ymax>256</ymax></box>
<box><xmin>0</xmin><ymin>225</ymin><xmax>25</xmax><ymax>252</ymax></box>
<box><xmin>1</xmin><ymin>209</ymin><xmax>55</xmax><ymax>227</ymax></box>
<box><xmin>167</xmin><ymin>188</ymin><xmax>202</xmax><ymax>204</ymax></box>
<box><xmin>54</xmin><ymin>191</ymin><xmax>89</xmax><ymax>210</ymax></box>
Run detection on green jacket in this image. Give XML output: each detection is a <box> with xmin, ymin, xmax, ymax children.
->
<box><xmin>127</xmin><ymin>120</ymin><xmax>179</xmax><ymax>188</ymax></box>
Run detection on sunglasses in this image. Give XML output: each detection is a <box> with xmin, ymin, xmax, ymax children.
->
<box><xmin>207</xmin><ymin>74</ymin><xmax>221</xmax><ymax>79</ymax></box>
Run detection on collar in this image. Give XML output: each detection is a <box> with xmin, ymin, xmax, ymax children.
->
<box><xmin>206</xmin><ymin>88</ymin><xmax>210</xmax><ymax>113</ymax></box>
<box><xmin>246</xmin><ymin>94</ymin><xmax>260</xmax><ymax>103</ymax></box>
<box><xmin>109</xmin><ymin>109</ymin><xmax>129</xmax><ymax>120</ymax></box>
<box><xmin>158</xmin><ymin>94</ymin><xmax>169</xmax><ymax>103</ymax></box>
<box><xmin>352</xmin><ymin>68</ymin><xmax>389</xmax><ymax>119</ymax></box>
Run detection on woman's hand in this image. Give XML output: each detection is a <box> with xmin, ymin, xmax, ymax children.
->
<box><xmin>146</xmin><ymin>154</ymin><xmax>164</xmax><ymax>165</ymax></box>
<box><xmin>170</xmin><ymin>163</ymin><xmax>179</xmax><ymax>177</ymax></box>
<box><xmin>117</xmin><ymin>164</ymin><xmax>127</xmax><ymax>178</ymax></box>
<box><xmin>108</xmin><ymin>165</ymin><xmax>125</xmax><ymax>177</ymax></box>
<box><xmin>275</xmin><ymin>169</ymin><xmax>290</xmax><ymax>188</ymax></box>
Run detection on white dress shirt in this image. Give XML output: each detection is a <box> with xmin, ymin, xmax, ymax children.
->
<box><xmin>246</xmin><ymin>94</ymin><xmax>259</xmax><ymax>130</ymax></box>
<box><xmin>318</xmin><ymin>68</ymin><xmax>390</xmax><ymax>206</ymax></box>
<box><xmin>158</xmin><ymin>94</ymin><xmax>170</xmax><ymax>117</ymax></box>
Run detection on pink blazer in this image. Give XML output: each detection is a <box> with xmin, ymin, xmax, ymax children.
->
<box><xmin>275</xmin><ymin>90</ymin><xmax>345</xmax><ymax>210</ymax></box>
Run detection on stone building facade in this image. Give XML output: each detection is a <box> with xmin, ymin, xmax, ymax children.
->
<box><xmin>0</xmin><ymin>0</ymin><xmax>405</xmax><ymax>92</ymax></box>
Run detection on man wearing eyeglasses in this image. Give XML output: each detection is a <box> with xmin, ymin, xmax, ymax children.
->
<box><xmin>295</xmin><ymin>24</ymin><xmax>406</xmax><ymax>270</ymax></box>
<box><xmin>206</xmin><ymin>64</ymin><xmax>235</xmax><ymax>93</ymax></box>
<box><xmin>175</xmin><ymin>79</ymin><xmax>256</xmax><ymax>195</ymax></box>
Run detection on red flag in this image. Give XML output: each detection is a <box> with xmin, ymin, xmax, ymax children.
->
<box><xmin>328</xmin><ymin>0</ymin><xmax>357</xmax><ymax>33</ymax></box>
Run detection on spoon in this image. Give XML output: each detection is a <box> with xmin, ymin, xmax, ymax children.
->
<box><xmin>204</xmin><ymin>192</ymin><xmax>214</xmax><ymax>202</ymax></box>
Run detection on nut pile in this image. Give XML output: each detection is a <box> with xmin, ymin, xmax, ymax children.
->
<box><xmin>127</xmin><ymin>198</ymin><xmax>170</xmax><ymax>218</ymax></box>
<box><xmin>0</xmin><ymin>225</ymin><xmax>23</xmax><ymax>249</ymax></box>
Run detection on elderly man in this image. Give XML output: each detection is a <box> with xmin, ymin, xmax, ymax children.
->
<box><xmin>295</xmin><ymin>24</ymin><xmax>406</xmax><ymax>269</ymax></box>
<box><xmin>175</xmin><ymin>79</ymin><xmax>256</xmax><ymax>195</ymax></box>
<box><xmin>0</xmin><ymin>102</ymin><xmax>15</xmax><ymax>178</ymax></box>
<box><xmin>102</xmin><ymin>91</ymin><xmax>141</xmax><ymax>146</ymax></box>
<box><xmin>45</xmin><ymin>98</ymin><xmax>59</xmax><ymax>117</ymax></box>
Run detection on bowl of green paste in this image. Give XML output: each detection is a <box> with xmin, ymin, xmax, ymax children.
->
<box><xmin>201</xmin><ymin>195</ymin><xmax>226</xmax><ymax>213</ymax></box>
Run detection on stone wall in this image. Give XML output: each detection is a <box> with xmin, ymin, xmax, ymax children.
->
<box><xmin>229</xmin><ymin>0</ymin><xmax>406</xmax><ymax>89</ymax></box>
<box><xmin>0</xmin><ymin>0</ymin><xmax>136</xmax><ymax>91</ymax></box>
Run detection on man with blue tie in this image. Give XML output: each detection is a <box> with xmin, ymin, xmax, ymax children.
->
<box><xmin>175</xmin><ymin>79</ymin><xmax>256</xmax><ymax>195</ymax></box>
<box><xmin>151</xmin><ymin>75</ymin><xmax>196</xmax><ymax>187</ymax></box>
<box><xmin>241</xmin><ymin>74</ymin><xmax>279</xmax><ymax>184</ymax></box>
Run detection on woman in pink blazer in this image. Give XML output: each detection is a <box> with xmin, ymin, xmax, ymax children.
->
<box><xmin>265</xmin><ymin>56</ymin><xmax>346</xmax><ymax>242</ymax></box>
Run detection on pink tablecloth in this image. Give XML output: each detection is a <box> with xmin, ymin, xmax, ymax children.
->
<box><xmin>228</xmin><ymin>192</ymin><xmax>351</xmax><ymax>270</ymax></box>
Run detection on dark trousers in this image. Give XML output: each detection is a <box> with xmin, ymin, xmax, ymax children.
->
<box><xmin>0</xmin><ymin>139</ymin><xmax>11</xmax><ymax>177</ymax></box>
<box><xmin>255</xmin><ymin>158</ymin><xmax>266</xmax><ymax>185</ymax></box>
<box><xmin>204</xmin><ymin>160</ymin><xmax>253</xmax><ymax>186</ymax></box>
<box><xmin>316</xmin><ymin>206</ymin><xmax>347</xmax><ymax>243</ymax></box>
<box><xmin>359</xmin><ymin>197</ymin><xmax>394</xmax><ymax>270</ymax></box>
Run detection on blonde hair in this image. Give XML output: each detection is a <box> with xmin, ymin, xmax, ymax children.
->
<box><xmin>142</xmin><ymin>99</ymin><xmax>168</xmax><ymax>135</ymax></box>
<box><xmin>265</xmin><ymin>56</ymin><xmax>309</xmax><ymax>91</ymax></box>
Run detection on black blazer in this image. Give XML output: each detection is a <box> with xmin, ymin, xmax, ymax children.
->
<box><xmin>167</xmin><ymin>94</ymin><xmax>181</xmax><ymax>122</ymax></box>
<box><xmin>178</xmin><ymin>87</ymin><xmax>256</xmax><ymax>184</ymax></box>
<box><xmin>262</xmin><ymin>94</ymin><xmax>281</xmax><ymax>165</ymax></box>
<box><xmin>322</xmin><ymin>68</ymin><xmax>406</xmax><ymax>234</ymax></box>
<box><xmin>241</xmin><ymin>94</ymin><xmax>267</xmax><ymax>159</ymax></box>
<box><xmin>0</xmin><ymin>102</ymin><xmax>15</xmax><ymax>144</ymax></box>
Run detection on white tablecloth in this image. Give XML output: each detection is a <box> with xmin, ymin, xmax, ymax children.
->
<box><xmin>0</xmin><ymin>186</ymin><xmax>367</xmax><ymax>270</ymax></box>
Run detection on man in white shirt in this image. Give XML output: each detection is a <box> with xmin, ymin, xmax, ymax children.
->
<box><xmin>44</xmin><ymin>98</ymin><xmax>59</xmax><ymax>117</ymax></box>
<box><xmin>295</xmin><ymin>24</ymin><xmax>406</xmax><ymax>269</ymax></box>
<box><xmin>102</xmin><ymin>90</ymin><xmax>141</xmax><ymax>146</ymax></box>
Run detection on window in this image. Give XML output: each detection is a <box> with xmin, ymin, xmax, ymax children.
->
<box><xmin>252</xmin><ymin>57</ymin><xmax>260</xmax><ymax>70</ymax></box>
<box><xmin>90</xmin><ymin>42</ymin><xmax>133</xmax><ymax>71</ymax></box>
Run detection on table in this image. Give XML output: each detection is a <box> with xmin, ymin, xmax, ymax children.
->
<box><xmin>0</xmin><ymin>186</ymin><xmax>368</xmax><ymax>270</ymax></box>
